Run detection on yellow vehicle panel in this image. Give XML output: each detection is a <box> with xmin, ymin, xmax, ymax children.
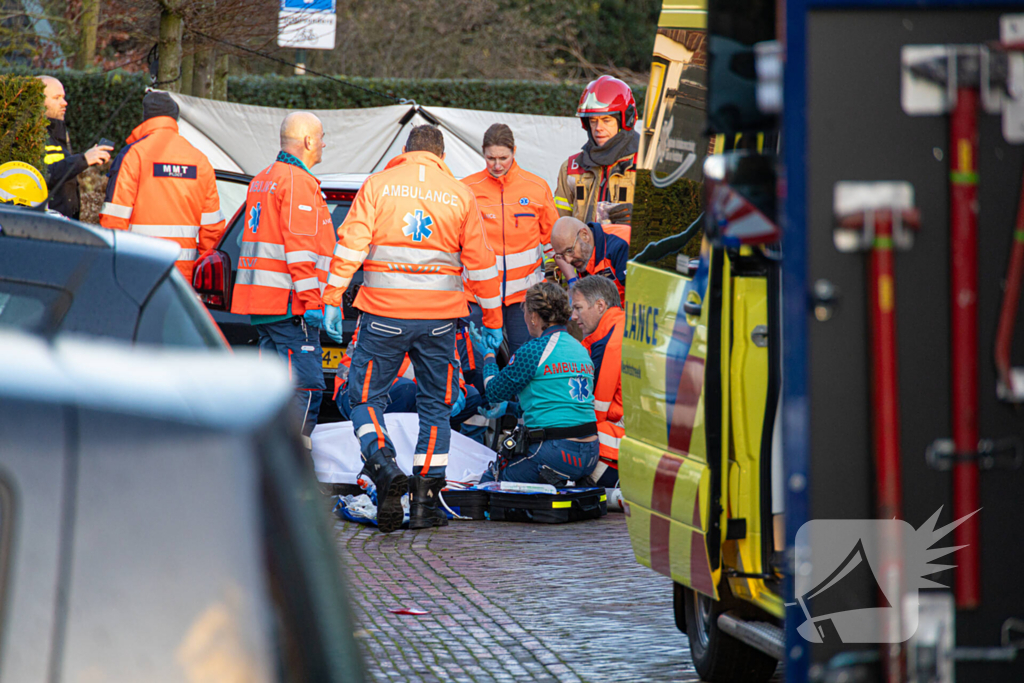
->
<box><xmin>620</xmin><ymin>242</ymin><xmax>724</xmax><ymax>600</ymax></box>
<box><xmin>621</xmin><ymin>438</ymin><xmax>718</xmax><ymax>599</ymax></box>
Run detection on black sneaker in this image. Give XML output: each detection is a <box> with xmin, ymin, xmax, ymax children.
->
<box><xmin>409</xmin><ymin>475</ymin><xmax>448</xmax><ymax>529</ymax></box>
<box><xmin>363</xmin><ymin>449</ymin><xmax>408</xmax><ymax>533</ymax></box>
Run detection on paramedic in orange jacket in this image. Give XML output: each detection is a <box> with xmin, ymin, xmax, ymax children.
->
<box><xmin>570</xmin><ymin>275</ymin><xmax>625</xmax><ymax>487</ymax></box>
<box><xmin>322</xmin><ymin>125</ymin><xmax>503</xmax><ymax>533</ymax></box>
<box><xmin>99</xmin><ymin>91</ymin><xmax>224</xmax><ymax>281</ymax></box>
<box><xmin>551</xmin><ymin>216</ymin><xmax>629</xmax><ymax>305</ymax></box>
<box><xmin>229</xmin><ymin>111</ymin><xmax>334</xmax><ymax>436</ymax></box>
<box><xmin>461</xmin><ymin>123</ymin><xmax>558</xmax><ymax>356</ymax></box>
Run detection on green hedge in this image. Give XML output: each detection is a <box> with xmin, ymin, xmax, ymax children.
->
<box><xmin>0</xmin><ymin>76</ymin><xmax>48</xmax><ymax>172</ymax></box>
<box><xmin>229</xmin><ymin>75</ymin><xmax>646</xmax><ymax>118</ymax></box>
<box><xmin>632</xmin><ymin>169</ymin><xmax>704</xmax><ymax>264</ymax></box>
<box><xmin>0</xmin><ymin>67</ymin><xmax>647</xmax><ymax>156</ymax></box>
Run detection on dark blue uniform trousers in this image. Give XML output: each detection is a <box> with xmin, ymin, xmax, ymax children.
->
<box><xmin>347</xmin><ymin>313</ymin><xmax>459</xmax><ymax>479</ymax></box>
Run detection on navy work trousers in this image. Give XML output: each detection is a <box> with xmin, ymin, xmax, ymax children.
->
<box><xmin>480</xmin><ymin>437</ymin><xmax>599</xmax><ymax>485</ymax></box>
<box><xmin>347</xmin><ymin>313</ymin><xmax>459</xmax><ymax>479</ymax></box>
<box><xmin>256</xmin><ymin>317</ymin><xmax>325</xmax><ymax>436</ymax></box>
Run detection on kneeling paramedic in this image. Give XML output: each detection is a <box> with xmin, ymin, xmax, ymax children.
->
<box><xmin>230</xmin><ymin>112</ymin><xmax>332</xmax><ymax>437</ymax></box>
<box><xmin>323</xmin><ymin>125</ymin><xmax>503</xmax><ymax>533</ymax></box>
<box><xmin>470</xmin><ymin>281</ymin><xmax>599</xmax><ymax>485</ymax></box>
<box><xmin>570</xmin><ymin>275</ymin><xmax>625</xmax><ymax>487</ymax></box>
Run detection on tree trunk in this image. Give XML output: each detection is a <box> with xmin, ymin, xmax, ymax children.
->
<box><xmin>75</xmin><ymin>0</ymin><xmax>99</xmax><ymax>69</ymax></box>
<box><xmin>213</xmin><ymin>53</ymin><xmax>229</xmax><ymax>101</ymax></box>
<box><xmin>180</xmin><ymin>43</ymin><xmax>194</xmax><ymax>96</ymax></box>
<box><xmin>157</xmin><ymin>7</ymin><xmax>183</xmax><ymax>92</ymax></box>
<box><xmin>192</xmin><ymin>43</ymin><xmax>214</xmax><ymax>98</ymax></box>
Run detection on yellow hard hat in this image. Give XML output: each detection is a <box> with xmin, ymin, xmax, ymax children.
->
<box><xmin>0</xmin><ymin>161</ymin><xmax>48</xmax><ymax>206</ymax></box>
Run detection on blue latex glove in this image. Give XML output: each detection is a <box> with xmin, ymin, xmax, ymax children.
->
<box><xmin>323</xmin><ymin>305</ymin><xmax>344</xmax><ymax>343</ymax></box>
<box><xmin>482</xmin><ymin>325</ymin><xmax>504</xmax><ymax>353</ymax></box>
<box><xmin>478</xmin><ymin>401</ymin><xmax>508</xmax><ymax>420</ymax></box>
<box><xmin>450</xmin><ymin>388</ymin><xmax>467</xmax><ymax>417</ymax></box>
<box><xmin>303</xmin><ymin>308</ymin><xmax>325</xmax><ymax>328</ymax></box>
<box><xmin>468</xmin><ymin>322</ymin><xmax>502</xmax><ymax>357</ymax></box>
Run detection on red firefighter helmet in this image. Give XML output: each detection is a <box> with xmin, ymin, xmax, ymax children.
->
<box><xmin>576</xmin><ymin>75</ymin><xmax>637</xmax><ymax>131</ymax></box>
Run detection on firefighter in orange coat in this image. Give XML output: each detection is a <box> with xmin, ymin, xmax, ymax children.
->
<box><xmin>461</xmin><ymin>123</ymin><xmax>558</xmax><ymax>356</ymax></box>
<box><xmin>229</xmin><ymin>112</ymin><xmax>334</xmax><ymax>436</ymax></box>
<box><xmin>99</xmin><ymin>91</ymin><xmax>224</xmax><ymax>281</ymax></box>
<box><xmin>323</xmin><ymin>125</ymin><xmax>503</xmax><ymax>533</ymax></box>
<box><xmin>569</xmin><ymin>275</ymin><xmax>625</xmax><ymax>487</ymax></box>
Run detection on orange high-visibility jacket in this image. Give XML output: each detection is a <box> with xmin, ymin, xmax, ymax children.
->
<box><xmin>323</xmin><ymin>151</ymin><xmax>502</xmax><ymax>328</ymax></box>
<box><xmin>99</xmin><ymin>117</ymin><xmax>225</xmax><ymax>281</ymax></box>
<box><xmin>584</xmin><ymin>222</ymin><xmax>630</xmax><ymax>306</ymax></box>
<box><xmin>461</xmin><ymin>161</ymin><xmax>557</xmax><ymax>306</ymax></box>
<box><xmin>582</xmin><ymin>306</ymin><xmax>625</xmax><ymax>466</ymax></box>
<box><xmin>230</xmin><ymin>155</ymin><xmax>336</xmax><ymax>316</ymax></box>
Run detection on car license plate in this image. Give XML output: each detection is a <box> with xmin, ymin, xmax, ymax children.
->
<box><xmin>322</xmin><ymin>346</ymin><xmax>345</xmax><ymax>370</ymax></box>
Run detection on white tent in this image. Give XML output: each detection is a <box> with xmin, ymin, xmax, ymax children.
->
<box><xmin>167</xmin><ymin>93</ymin><xmax>588</xmax><ymax>190</ymax></box>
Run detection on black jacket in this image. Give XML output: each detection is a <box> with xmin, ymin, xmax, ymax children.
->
<box><xmin>44</xmin><ymin>119</ymin><xmax>88</xmax><ymax>219</ymax></box>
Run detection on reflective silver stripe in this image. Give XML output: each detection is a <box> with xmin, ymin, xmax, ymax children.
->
<box><xmin>538</xmin><ymin>332</ymin><xmax>559</xmax><ymax>366</ymax></box>
<box><xmin>598</xmin><ymin>432</ymin><xmax>621</xmax><ymax>449</ymax></box>
<box><xmin>201</xmin><ymin>210</ymin><xmax>224</xmax><ymax>225</ymax></box>
<box><xmin>355</xmin><ymin>423</ymin><xmax>380</xmax><ymax>439</ymax></box>
<box><xmin>316</xmin><ymin>254</ymin><xmax>332</xmax><ymax>271</ymax></box>
<box><xmin>475</xmin><ymin>294</ymin><xmax>502</xmax><ymax>309</ymax></box>
<box><xmin>591</xmin><ymin>460</ymin><xmax>610</xmax><ymax>481</ymax></box>
<box><xmin>240</xmin><ymin>241</ymin><xmax>286</xmax><ymax>261</ymax></box>
<box><xmin>503</xmin><ymin>270</ymin><xmax>544</xmax><ymax>297</ymax></box>
<box><xmin>286</xmin><ymin>250</ymin><xmax>320</xmax><ymax>265</ymax></box>
<box><xmin>335</xmin><ymin>244</ymin><xmax>369</xmax><ymax>263</ymax></box>
<box><xmin>235</xmin><ymin>268</ymin><xmax>293</xmax><ymax>289</ymax></box>
<box><xmin>129</xmin><ymin>224</ymin><xmax>199</xmax><ymax>239</ymax></box>
<box><xmin>367</xmin><ymin>245</ymin><xmax>461</xmax><ymax>268</ymax></box>
<box><xmin>595</xmin><ymin>399</ymin><xmax>611</xmax><ymax>412</ymax></box>
<box><xmin>465</xmin><ymin>264</ymin><xmax>499</xmax><ymax>281</ymax></box>
<box><xmin>176</xmin><ymin>248</ymin><xmax>198</xmax><ymax>261</ymax></box>
<box><xmin>553</xmin><ymin>196</ymin><xmax>573</xmax><ymax>210</ymax></box>
<box><xmin>100</xmin><ymin>202</ymin><xmax>132</xmax><ymax>219</ymax></box>
<box><xmin>500</xmin><ymin>246</ymin><xmax>543</xmax><ymax>271</ymax></box>
<box><xmin>294</xmin><ymin>276</ymin><xmax>320</xmax><ymax>292</ymax></box>
<box><xmin>413</xmin><ymin>452</ymin><xmax>448</xmax><ymax>467</ymax></box>
<box><xmin>327</xmin><ymin>274</ymin><xmax>352</xmax><ymax>289</ymax></box>
<box><xmin>363</xmin><ymin>271</ymin><xmax>462</xmax><ymax>292</ymax></box>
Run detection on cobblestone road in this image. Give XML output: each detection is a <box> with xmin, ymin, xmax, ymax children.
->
<box><xmin>332</xmin><ymin>511</ymin><xmax>759</xmax><ymax>683</ymax></box>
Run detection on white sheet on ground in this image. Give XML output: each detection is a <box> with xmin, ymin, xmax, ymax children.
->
<box><xmin>311</xmin><ymin>413</ymin><xmax>496</xmax><ymax>485</ymax></box>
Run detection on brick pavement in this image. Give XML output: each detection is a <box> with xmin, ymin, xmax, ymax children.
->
<box><xmin>333</xmin><ymin>512</ymin><xmax>768</xmax><ymax>682</ymax></box>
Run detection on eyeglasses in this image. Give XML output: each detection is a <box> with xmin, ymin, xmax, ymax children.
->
<box><xmin>557</xmin><ymin>231</ymin><xmax>582</xmax><ymax>260</ymax></box>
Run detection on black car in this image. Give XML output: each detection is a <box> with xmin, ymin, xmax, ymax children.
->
<box><xmin>194</xmin><ymin>172</ymin><xmax>368</xmax><ymax>421</ymax></box>
<box><xmin>0</xmin><ymin>205</ymin><xmax>226</xmax><ymax>349</ymax></box>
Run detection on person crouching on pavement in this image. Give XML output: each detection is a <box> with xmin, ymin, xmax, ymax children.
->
<box><xmin>322</xmin><ymin>125</ymin><xmax>504</xmax><ymax>533</ymax></box>
<box><xmin>230</xmin><ymin>112</ymin><xmax>334</xmax><ymax>438</ymax></box>
<box><xmin>569</xmin><ymin>275</ymin><xmax>625</xmax><ymax>488</ymax></box>
<box><xmin>470</xmin><ymin>281</ymin><xmax>599</xmax><ymax>485</ymax></box>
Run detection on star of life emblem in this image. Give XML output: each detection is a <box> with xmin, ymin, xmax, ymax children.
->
<box><xmin>248</xmin><ymin>202</ymin><xmax>261</xmax><ymax>233</ymax></box>
<box><xmin>402</xmin><ymin>209</ymin><xmax>434</xmax><ymax>242</ymax></box>
<box><xmin>568</xmin><ymin>376</ymin><xmax>590</xmax><ymax>402</ymax></box>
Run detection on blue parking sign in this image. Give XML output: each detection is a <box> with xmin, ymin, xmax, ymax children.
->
<box><xmin>280</xmin><ymin>0</ymin><xmax>335</xmax><ymax>11</ymax></box>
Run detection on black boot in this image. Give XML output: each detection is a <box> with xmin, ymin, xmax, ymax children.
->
<box><xmin>409</xmin><ymin>476</ymin><xmax>448</xmax><ymax>530</ymax></box>
<box><xmin>363</xmin><ymin>449</ymin><xmax>408</xmax><ymax>533</ymax></box>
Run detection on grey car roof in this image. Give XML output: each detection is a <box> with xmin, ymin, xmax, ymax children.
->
<box><xmin>0</xmin><ymin>331</ymin><xmax>291</xmax><ymax>430</ymax></box>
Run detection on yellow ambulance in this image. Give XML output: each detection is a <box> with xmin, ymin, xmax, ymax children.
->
<box><xmin>620</xmin><ymin>3</ymin><xmax>784</xmax><ymax>681</ymax></box>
